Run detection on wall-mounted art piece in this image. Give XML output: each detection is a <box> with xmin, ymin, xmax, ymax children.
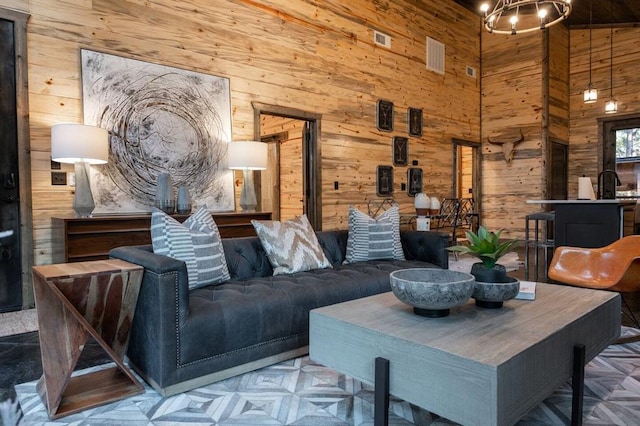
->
<box><xmin>407</xmin><ymin>167</ymin><xmax>423</xmax><ymax>196</ymax></box>
<box><xmin>392</xmin><ymin>136</ymin><xmax>408</xmax><ymax>166</ymax></box>
<box><xmin>376</xmin><ymin>99</ymin><xmax>394</xmax><ymax>132</ymax></box>
<box><xmin>81</xmin><ymin>49</ymin><xmax>234</xmax><ymax>213</ymax></box>
<box><xmin>376</xmin><ymin>165</ymin><xmax>394</xmax><ymax>197</ymax></box>
<box><xmin>407</xmin><ymin>107</ymin><xmax>423</xmax><ymax>137</ymax></box>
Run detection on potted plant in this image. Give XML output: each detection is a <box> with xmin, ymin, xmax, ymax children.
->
<box><xmin>447</xmin><ymin>226</ymin><xmax>521</xmax><ymax>308</ymax></box>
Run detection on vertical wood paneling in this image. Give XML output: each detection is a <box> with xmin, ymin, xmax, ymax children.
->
<box><xmin>481</xmin><ymin>31</ymin><xmax>544</xmax><ymax>237</ymax></box>
<box><xmin>15</xmin><ymin>0</ymin><xmax>481</xmax><ymax>266</ymax></box>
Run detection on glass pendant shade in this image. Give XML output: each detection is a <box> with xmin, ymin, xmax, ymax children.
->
<box><xmin>605</xmin><ymin>98</ymin><xmax>618</xmax><ymax>114</ymax></box>
<box><xmin>583</xmin><ymin>86</ymin><xmax>598</xmax><ymax>103</ymax></box>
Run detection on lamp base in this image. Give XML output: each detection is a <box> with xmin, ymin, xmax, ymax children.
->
<box><xmin>239</xmin><ymin>169</ymin><xmax>257</xmax><ymax>212</ymax></box>
<box><xmin>73</xmin><ymin>161</ymin><xmax>96</xmax><ymax>217</ymax></box>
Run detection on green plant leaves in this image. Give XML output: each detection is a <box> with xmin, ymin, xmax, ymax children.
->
<box><xmin>447</xmin><ymin>226</ymin><xmax>519</xmax><ymax>270</ymax></box>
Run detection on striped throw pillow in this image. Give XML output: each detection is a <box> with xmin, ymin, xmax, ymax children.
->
<box><xmin>344</xmin><ymin>205</ymin><xmax>405</xmax><ymax>263</ymax></box>
<box><xmin>252</xmin><ymin>214</ymin><xmax>332</xmax><ymax>275</ymax></box>
<box><xmin>151</xmin><ymin>205</ymin><xmax>230</xmax><ymax>289</ymax></box>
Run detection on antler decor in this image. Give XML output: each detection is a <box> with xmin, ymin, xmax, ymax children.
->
<box><xmin>487</xmin><ymin>129</ymin><xmax>525</xmax><ymax>163</ymax></box>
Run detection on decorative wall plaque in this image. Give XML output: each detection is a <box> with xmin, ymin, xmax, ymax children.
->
<box><xmin>408</xmin><ymin>107</ymin><xmax>423</xmax><ymax>137</ymax></box>
<box><xmin>392</xmin><ymin>136</ymin><xmax>408</xmax><ymax>166</ymax></box>
<box><xmin>376</xmin><ymin>165</ymin><xmax>394</xmax><ymax>197</ymax></box>
<box><xmin>407</xmin><ymin>167</ymin><xmax>423</xmax><ymax>196</ymax></box>
<box><xmin>376</xmin><ymin>100</ymin><xmax>394</xmax><ymax>132</ymax></box>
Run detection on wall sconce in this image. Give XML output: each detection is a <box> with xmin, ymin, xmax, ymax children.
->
<box><xmin>227</xmin><ymin>141</ymin><xmax>268</xmax><ymax>212</ymax></box>
<box><xmin>51</xmin><ymin>124</ymin><xmax>109</xmax><ymax>217</ymax></box>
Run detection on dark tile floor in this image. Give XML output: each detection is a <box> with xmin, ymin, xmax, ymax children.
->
<box><xmin>0</xmin><ymin>332</ymin><xmax>111</xmax><ymax>403</ymax></box>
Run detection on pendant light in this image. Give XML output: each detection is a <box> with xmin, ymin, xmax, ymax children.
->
<box><xmin>583</xmin><ymin>0</ymin><xmax>597</xmax><ymax>103</ymax></box>
<box><xmin>604</xmin><ymin>0</ymin><xmax>617</xmax><ymax>114</ymax></box>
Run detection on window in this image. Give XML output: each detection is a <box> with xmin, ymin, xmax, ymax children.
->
<box><xmin>616</xmin><ymin>127</ymin><xmax>640</xmax><ymax>160</ymax></box>
<box><xmin>614</xmin><ymin>127</ymin><xmax>640</xmax><ymax>197</ymax></box>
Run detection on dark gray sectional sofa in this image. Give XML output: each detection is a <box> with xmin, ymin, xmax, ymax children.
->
<box><xmin>109</xmin><ymin>229</ymin><xmax>449</xmax><ymax>396</ymax></box>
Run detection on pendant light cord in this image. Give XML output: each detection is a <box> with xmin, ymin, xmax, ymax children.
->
<box><xmin>589</xmin><ymin>0</ymin><xmax>593</xmax><ymax>84</ymax></box>
<box><xmin>609</xmin><ymin>0</ymin><xmax>614</xmax><ymax>97</ymax></box>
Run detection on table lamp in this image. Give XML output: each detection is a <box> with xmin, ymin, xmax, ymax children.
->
<box><xmin>227</xmin><ymin>141</ymin><xmax>267</xmax><ymax>212</ymax></box>
<box><xmin>51</xmin><ymin>124</ymin><xmax>109</xmax><ymax>217</ymax></box>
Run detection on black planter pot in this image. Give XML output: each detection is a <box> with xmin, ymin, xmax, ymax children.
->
<box><xmin>470</xmin><ymin>263</ymin><xmax>509</xmax><ymax>283</ymax></box>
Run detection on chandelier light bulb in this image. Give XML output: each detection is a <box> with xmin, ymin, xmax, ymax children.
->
<box><xmin>538</xmin><ymin>9</ymin><xmax>548</xmax><ymax>19</ymax></box>
<box><xmin>480</xmin><ymin>3</ymin><xmax>490</xmax><ymax>13</ymax></box>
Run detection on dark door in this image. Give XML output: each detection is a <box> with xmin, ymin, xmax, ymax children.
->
<box><xmin>302</xmin><ymin>121</ymin><xmax>317</xmax><ymax>228</ymax></box>
<box><xmin>549</xmin><ymin>140</ymin><xmax>568</xmax><ymax>200</ymax></box>
<box><xmin>0</xmin><ymin>18</ymin><xmax>22</xmax><ymax>312</ymax></box>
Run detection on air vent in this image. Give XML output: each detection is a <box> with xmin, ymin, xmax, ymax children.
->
<box><xmin>426</xmin><ymin>37</ymin><xmax>445</xmax><ymax>75</ymax></box>
<box><xmin>465</xmin><ymin>66</ymin><xmax>477</xmax><ymax>79</ymax></box>
<box><xmin>374</xmin><ymin>30</ymin><xmax>391</xmax><ymax>49</ymax></box>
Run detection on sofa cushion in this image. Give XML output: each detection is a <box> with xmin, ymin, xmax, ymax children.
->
<box><xmin>252</xmin><ymin>214</ymin><xmax>332</xmax><ymax>275</ymax></box>
<box><xmin>180</xmin><ymin>257</ymin><xmax>438</xmax><ymax>364</ymax></box>
<box><xmin>344</xmin><ymin>205</ymin><xmax>405</xmax><ymax>263</ymax></box>
<box><xmin>151</xmin><ymin>206</ymin><xmax>230</xmax><ymax>289</ymax></box>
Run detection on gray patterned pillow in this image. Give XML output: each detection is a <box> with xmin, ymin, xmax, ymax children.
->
<box><xmin>151</xmin><ymin>205</ymin><xmax>230</xmax><ymax>289</ymax></box>
<box><xmin>344</xmin><ymin>205</ymin><xmax>405</xmax><ymax>263</ymax></box>
<box><xmin>252</xmin><ymin>214</ymin><xmax>332</xmax><ymax>275</ymax></box>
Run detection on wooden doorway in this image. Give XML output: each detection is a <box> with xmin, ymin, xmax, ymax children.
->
<box><xmin>549</xmin><ymin>139</ymin><xmax>568</xmax><ymax>200</ymax></box>
<box><xmin>452</xmin><ymin>139</ymin><xmax>481</xmax><ymax>214</ymax></box>
<box><xmin>252</xmin><ymin>103</ymin><xmax>322</xmax><ymax>229</ymax></box>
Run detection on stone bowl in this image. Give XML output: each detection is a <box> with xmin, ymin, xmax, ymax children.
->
<box><xmin>389</xmin><ymin>268</ymin><xmax>475</xmax><ymax>318</ymax></box>
<box><xmin>472</xmin><ymin>277</ymin><xmax>520</xmax><ymax>309</ymax></box>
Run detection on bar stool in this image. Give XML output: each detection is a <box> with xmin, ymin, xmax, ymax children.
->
<box><xmin>525</xmin><ymin>211</ymin><xmax>555</xmax><ymax>282</ymax></box>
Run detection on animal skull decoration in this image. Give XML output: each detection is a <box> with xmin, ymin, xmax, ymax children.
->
<box><xmin>487</xmin><ymin>129</ymin><xmax>525</xmax><ymax>163</ymax></box>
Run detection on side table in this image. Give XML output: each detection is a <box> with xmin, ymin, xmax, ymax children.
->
<box><xmin>32</xmin><ymin>259</ymin><xmax>144</xmax><ymax>419</ymax></box>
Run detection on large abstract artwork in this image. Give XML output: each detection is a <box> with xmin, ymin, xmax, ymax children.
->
<box><xmin>81</xmin><ymin>49</ymin><xmax>234</xmax><ymax>213</ymax></box>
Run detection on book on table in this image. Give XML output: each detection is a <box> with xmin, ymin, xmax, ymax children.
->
<box><xmin>516</xmin><ymin>281</ymin><xmax>537</xmax><ymax>300</ymax></box>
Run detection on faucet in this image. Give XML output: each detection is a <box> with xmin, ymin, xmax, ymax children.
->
<box><xmin>597</xmin><ymin>169</ymin><xmax>622</xmax><ymax>199</ymax></box>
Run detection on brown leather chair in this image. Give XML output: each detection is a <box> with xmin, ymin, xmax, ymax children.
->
<box><xmin>548</xmin><ymin>235</ymin><xmax>640</xmax><ymax>343</ymax></box>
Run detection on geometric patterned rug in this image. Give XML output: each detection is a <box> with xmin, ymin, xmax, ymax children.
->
<box><xmin>12</xmin><ymin>328</ymin><xmax>640</xmax><ymax>425</ymax></box>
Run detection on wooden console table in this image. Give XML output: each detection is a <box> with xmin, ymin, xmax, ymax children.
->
<box><xmin>52</xmin><ymin>211</ymin><xmax>272</xmax><ymax>263</ymax></box>
<box><xmin>32</xmin><ymin>260</ymin><xmax>144</xmax><ymax>419</ymax></box>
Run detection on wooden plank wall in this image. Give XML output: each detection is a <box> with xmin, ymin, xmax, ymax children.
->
<box><xmin>569</xmin><ymin>27</ymin><xmax>640</xmax><ymax>196</ymax></box>
<box><xmin>4</xmin><ymin>0</ymin><xmax>481</xmax><ymax>268</ymax></box>
<box><xmin>481</xmin><ymin>30</ymin><xmax>545</xmax><ymax>237</ymax></box>
<box><xmin>481</xmin><ymin>25</ymin><xmax>570</xmax><ymax>239</ymax></box>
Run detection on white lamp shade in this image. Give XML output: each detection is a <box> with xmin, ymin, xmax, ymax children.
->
<box><xmin>51</xmin><ymin>124</ymin><xmax>109</xmax><ymax>164</ymax></box>
<box><xmin>227</xmin><ymin>141</ymin><xmax>268</xmax><ymax>170</ymax></box>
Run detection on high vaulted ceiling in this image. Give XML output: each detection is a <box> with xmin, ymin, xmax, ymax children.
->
<box><xmin>453</xmin><ymin>0</ymin><xmax>640</xmax><ymax>27</ymax></box>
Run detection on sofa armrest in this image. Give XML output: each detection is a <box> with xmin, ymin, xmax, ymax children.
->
<box><xmin>400</xmin><ymin>230</ymin><xmax>450</xmax><ymax>269</ymax></box>
<box><xmin>109</xmin><ymin>245</ymin><xmax>190</xmax><ymax>387</ymax></box>
<box><xmin>110</xmin><ymin>245</ymin><xmax>190</xmax><ymax>325</ymax></box>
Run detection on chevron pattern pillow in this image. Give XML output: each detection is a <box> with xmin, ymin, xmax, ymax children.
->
<box><xmin>151</xmin><ymin>205</ymin><xmax>230</xmax><ymax>289</ymax></box>
<box><xmin>344</xmin><ymin>205</ymin><xmax>405</xmax><ymax>263</ymax></box>
<box><xmin>252</xmin><ymin>214</ymin><xmax>332</xmax><ymax>276</ymax></box>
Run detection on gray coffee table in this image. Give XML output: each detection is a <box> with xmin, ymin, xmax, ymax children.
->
<box><xmin>309</xmin><ymin>283</ymin><xmax>620</xmax><ymax>426</ymax></box>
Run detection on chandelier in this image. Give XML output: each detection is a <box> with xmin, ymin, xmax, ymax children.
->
<box><xmin>481</xmin><ymin>0</ymin><xmax>572</xmax><ymax>35</ymax></box>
